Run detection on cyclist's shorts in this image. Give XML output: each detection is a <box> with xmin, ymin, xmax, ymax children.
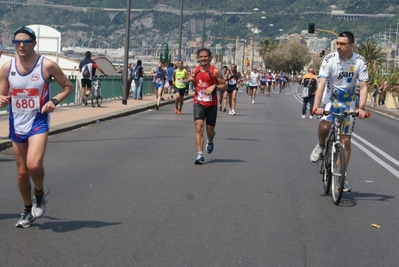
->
<box><xmin>321</xmin><ymin>102</ymin><xmax>356</xmax><ymax>136</ymax></box>
<box><xmin>81</xmin><ymin>79</ymin><xmax>92</xmax><ymax>89</ymax></box>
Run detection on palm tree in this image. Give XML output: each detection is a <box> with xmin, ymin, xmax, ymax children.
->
<box><xmin>258</xmin><ymin>38</ymin><xmax>278</xmax><ymax>70</ymax></box>
<box><xmin>354</xmin><ymin>42</ymin><xmax>386</xmax><ymax>72</ymax></box>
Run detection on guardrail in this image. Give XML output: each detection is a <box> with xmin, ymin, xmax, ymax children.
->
<box><xmin>0</xmin><ymin>75</ymin><xmax>156</xmax><ymax>113</ymax></box>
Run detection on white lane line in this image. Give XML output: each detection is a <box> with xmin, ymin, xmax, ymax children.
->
<box><xmin>352</xmin><ymin>133</ymin><xmax>399</xmax><ymax>167</ymax></box>
<box><xmin>351</xmin><ymin>139</ymin><xmax>399</xmax><ymax>178</ymax></box>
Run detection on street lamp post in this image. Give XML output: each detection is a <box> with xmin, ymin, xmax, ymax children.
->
<box><xmin>122</xmin><ymin>0</ymin><xmax>131</xmax><ymax>105</ymax></box>
<box><xmin>241</xmin><ymin>39</ymin><xmax>246</xmax><ymax>73</ymax></box>
<box><xmin>220</xmin><ymin>0</ymin><xmax>227</xmax><ymax>69</ymax></box>
<box><xmin>202</xmin><ymin>0</ymin><xmax>206</xmax><ymax>47</ymax></box>
<box><xmin>178</xmin><ymin>0</ymin><xmax>184</xmax><ymax>61</ymax></box>
<box><xmin>251</xmin><ymin>28</ymin><xmax>260</xmax><ymax>69</ymax></box>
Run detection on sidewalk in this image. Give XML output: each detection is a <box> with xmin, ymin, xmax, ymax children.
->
<box><xmin>0</xmin><ymin>94</ymin><xmax>188</xmax><ymax>151</ymax></box>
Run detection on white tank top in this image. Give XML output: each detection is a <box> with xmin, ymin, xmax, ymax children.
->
<box><xmin>249</xmin><ymin>71</ymin><xmax>258</xmax><ymax>86</ymax></box>
<box><xmin>9</xmin><ymin>56</ymin><xmax>50</xmax><ymax>135</ymax></box>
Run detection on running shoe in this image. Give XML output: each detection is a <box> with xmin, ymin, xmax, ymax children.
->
<box><xmin>206</xmin><ymin>142</ymin><xmax>214</xmax><ymax>154</ymax></box>
<box><xmin>301</xmin><ymin>115</ymin><xmax>306</xmax><ymax>119</ymax></box>
<box><xmin>309</xmin><ymin>115</ymin><xmax>314</xmax><ymax>119</ymax></box>
<box><xmin>231</xmin><ymin>109</ymin><xmax>236</xmax><ymax>115</ymax></box>
<box><xmin>343</xmin><ymin>178</ymin><xmax>352</xmax><ymax>193</ymax></box>
<box><xmin>252</xmin><ymin>100</ymin><xmax>255</xmax><ymax>104</ymax></box>
<box><xmin>229</xmin><ymin>109</ymin><xmax>232</xmax><ymax>115</ymax></box>
<box><xmin>194</xmin><ymin>154</ymin><xmax>205</xmax><ymax>164</ymax></box>
<box><xmin>310</xmin><ymin>144</ymin><xmax>325</xmax><ymax>163</ymax></box>
<box><xmin>178</xmin><ymin>109</ymin><xmax>182</xmax><ymax>115</ymax></box>
<box><xmin>174</xmin><ymin>108</ymin><xmax>178</xmax><ymax>114</ymax></box>
<box><xmin>156</xmin><ymin>104</ymin><xmax>159</xmax><ymax>110</ymax></box>
<box><xmin>15</xmin><ymin>210</ymin><xmax>35</xmax><ymax>228</ymax></box>
<box><xmin>222</xmin><ymin>107</ymin><xmax>226</xmax><ymax>112</ymax></box>
<box><xmin>219</xmin><ymin>105</ymin><xmax>222</xmax><ymax>111</ymax></box>
<box><xmin>32</xmin><ymin>191</ymin><xmax>48</xmax><ymax>219</ymax></box>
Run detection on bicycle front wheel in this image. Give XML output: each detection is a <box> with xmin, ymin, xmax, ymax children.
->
<box><xmin>96</xmin><ymin>87</ymin><xmax>103</xmax><ymax>107</ymax></box>
<box><xmin>331</xmin><ymin>143</ymin><xmax>345</xmax><ymax>205</ymax></box>
<box><xmin>323</xmin><ymin>141</ymin><xmax>332</xmax><ymax>195</ymax></box>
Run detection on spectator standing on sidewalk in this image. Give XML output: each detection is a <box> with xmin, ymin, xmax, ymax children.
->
<box><xmin>132</xmin><ymin>59</ymin><xmax>144</xmax><ymax>100</ymax></box>
<box><xmin>117</xmin><ymin>62</ymin><xmax>133</xmax><ymax>98</ymax></box>
<box><xmin>301</xmin><ymin>67</ymin><xmax>318</xmax><ymax>119</ymax></box>
<box><xmin>0</xmin><ymin>26</ymin><xmax>73</xmax><ymax>228</ymax></box>
<box><xmin>189</xmin><ymin>48</ymin><xmax>226</xmax><ymax>164</ymax></box>
<box><xmin>371</xmin><ymin>84</ymin><xmax>378</xmax><ymax>107</ymax></box>
<box><xmin>79</xmin><ymin>51</ymin><xmax>107</xmax><ymax>106</ymax></box>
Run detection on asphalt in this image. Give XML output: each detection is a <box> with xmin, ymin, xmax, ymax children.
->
<box><xmin>0</xmin><ymin>93</ymin><xmax>191</xmax><ymax>152</ymax></box>
<box><xmin>0</xmin><ymin>92</ymin><xmax>398</xmax><ymax>152</ymax></box>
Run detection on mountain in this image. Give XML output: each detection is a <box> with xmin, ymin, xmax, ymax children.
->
<box><xmin>1</xmin><ymin>0</ymin><xmax>399</xmax><ymax>51</ymax></box>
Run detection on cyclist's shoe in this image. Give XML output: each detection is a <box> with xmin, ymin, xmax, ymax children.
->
<box><xmin>310</xmin><ymin>144</ymin><xmax>325</xmax><ymax>163</ymax></box>
<box><xmin>343</xmin><ymin>178</ymin><xmax>352</xmax><ymax>193</ymax></box>
<box><xmin>194</xmin><ymin>154</ymin><xmax>205</xmax><ymax>165</ymax></box>
<box><xmin>206</xmin><ymin>141</ymin><xmax>214</xmax><ymax>154</ymax></box>
<box><xmin>32</xmin><ymin>190</ymin><xmax>48</xmax><ymax>219</ymax></box>
<box><xmin>15</xmin><ymin>210</ymin><xmax>35</xmax><ymax>228</ymax></box>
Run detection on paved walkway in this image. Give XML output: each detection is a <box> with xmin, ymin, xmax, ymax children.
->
<box><xmin>0</xmin><ymin>93</ymin><xmax>398</xmax><ymax>151</ymax></box>
<box><xmin>0</xmin><ymin>93</ymin><xmax>186</xmax><ymax>151</ymax></box>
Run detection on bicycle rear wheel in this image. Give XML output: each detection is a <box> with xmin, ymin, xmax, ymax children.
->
<box><xmin>91</xmin><ymin>91</ymin><xmax>96</xmax><ymax>108</ymax></box>
<box><xmin>96</xmin><ymin>86</ymin><xmax>103</xmax><ymax>107</ymax></box>
<box><xmin>331</xmin><ymin>143</ymin><xmax>345</xmax><ymax>205</ymax></box>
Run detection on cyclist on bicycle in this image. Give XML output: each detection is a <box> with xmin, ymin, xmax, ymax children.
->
<box><xmin>310</xmin><ymin>31</ymin><xmax>369</xmax><ymax>192</ymax></box>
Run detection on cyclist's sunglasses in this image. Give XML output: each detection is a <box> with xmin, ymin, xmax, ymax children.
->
<box><xmin>12</xmin><ymin>39</ymin><xmax>34</xmax><ymax>46</ymax></box>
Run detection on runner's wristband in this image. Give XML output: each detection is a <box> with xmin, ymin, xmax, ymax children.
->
<box><xmin>50</xmin><ymin>98</ymin><xmax>59</xmax><ymax>106</ymax></box>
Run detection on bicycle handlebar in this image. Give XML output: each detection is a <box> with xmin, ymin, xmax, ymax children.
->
<box><xmin>312</xmin><ymin>108</ymin><xmax>371</xmax><ymax>118</ymax></box>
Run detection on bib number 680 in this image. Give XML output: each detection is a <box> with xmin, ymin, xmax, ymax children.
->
<box><xmin>15</xmin><ymin>98</ymin><xmax>35</xmax><ymax>109</ymax></box>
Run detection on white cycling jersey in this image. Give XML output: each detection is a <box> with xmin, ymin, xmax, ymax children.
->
<box><xmin>319</xmin><ymin>51</ymin><xmax>368</xmax><ymax>104</ymax></box>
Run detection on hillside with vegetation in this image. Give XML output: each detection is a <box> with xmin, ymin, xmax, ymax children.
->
<box><xmin>0</xmin><ymin>0</ymin><xmax>398</xmax><ymax>49</ymax></box>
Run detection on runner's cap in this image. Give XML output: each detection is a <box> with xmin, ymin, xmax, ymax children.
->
<box><xmin>14</xmin><ymin>26</ymin><xmax>36</xmax><ymax>41</ymax></box>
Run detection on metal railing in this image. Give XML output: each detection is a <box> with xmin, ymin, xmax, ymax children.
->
<box><xmin>0</xmin><ymin>75</ymin><xmax>156</xmax><ymax>113</ymax></box>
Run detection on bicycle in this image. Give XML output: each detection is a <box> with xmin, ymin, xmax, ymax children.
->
<box><xmin>91</xmin><ymin>75</ymin><xmax>103</xmax><ymax>107</ymax></box>
<box><xmin>317</xmin><ymin>109</ymin><xmax>370</xmax><ymax>205</ymax></box>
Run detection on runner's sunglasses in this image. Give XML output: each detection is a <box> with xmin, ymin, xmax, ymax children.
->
<box><xmin>12</xmin><ymin>39</ymin><xmax>34</xmax><ymax>46</ymax></box>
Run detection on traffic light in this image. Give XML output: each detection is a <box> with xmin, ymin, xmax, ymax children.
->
<box><xmin>244</xmin><ymin>57</ymin><xmax>250</xmax><ymax>67</ymax></box>
<box><xmin>308</xmin><ymin>23</ymin><xmax>315</xmax><ymax>34</ymax></box>
<box><xmin>319</xmin><ymin>50</ymin><xmax>325</xmax><ymax>57</ymax></box>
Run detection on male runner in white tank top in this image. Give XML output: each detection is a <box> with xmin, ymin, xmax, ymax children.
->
<box><xmin>0</xmin><ymin>26</ymin><xmax>73</xmax><ymax>228</ymax></box>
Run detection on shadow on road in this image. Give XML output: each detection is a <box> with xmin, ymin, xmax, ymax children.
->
<box><xmin>36</xmin><ymin>219</ymin><xmax>121</xmax><ymax>232</ymax></box>
<box><xmin>206</xmin><ymin>158</ymin><xmax>247</xmax><ymax>164</ymax></box>
<box><xmin>338</xmin><ymin>191</ymin><xmax>395</xmax><ymax>207</ymax></box>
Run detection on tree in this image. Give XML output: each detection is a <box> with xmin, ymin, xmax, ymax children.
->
<box><xmin>259</xmin><ymin>40</ymin><xmax>310</xmax><ymax>72</ymax></box>
<box><xmin>354</xmin><ymin>42</ymin><xmax>386</xmax><ymax>76</ymax></box>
